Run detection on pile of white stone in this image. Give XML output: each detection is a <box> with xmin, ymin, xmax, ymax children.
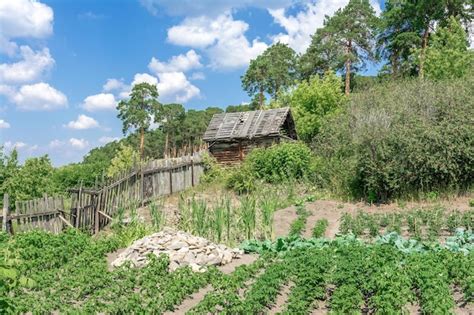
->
<box><xmin>112</xmin><ymin>228</ymin><xmax>243</xmax><ymax>272</ymax></box>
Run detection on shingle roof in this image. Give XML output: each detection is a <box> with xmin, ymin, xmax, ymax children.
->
<box><xmin>203</xmin><ymin>107</ymin><xmax>294</xmax><ymax>142</ymax></box>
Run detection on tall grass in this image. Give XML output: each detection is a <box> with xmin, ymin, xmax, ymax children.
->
<box><xmin>240</xmin><ymin>196</ymin><xmax>257</xmax><ymax>240</ymax></box>
<box><xmin>149</xmin><ymin>199</ymin><xmax>165</xmax><ymax>230</ymax></box>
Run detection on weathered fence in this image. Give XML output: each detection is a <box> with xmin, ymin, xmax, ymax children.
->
<box><xmin>1</xmin><ymin>193</ymin><xmax>71</xmax><ymax>235</ymax></box>
<box><xmin>70</xmin><ymin>152</ymin><xmax>204</xmax><ymax>233</ymax></box>
<box><xmin>1</xmin><ymin>151</ymin><xmax>205</xmax><ymax>235</ymax></box>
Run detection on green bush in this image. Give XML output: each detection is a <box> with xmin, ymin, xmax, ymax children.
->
<box><xmin>316</xmin><ymin>77</ymin><xmax>474</xmax><ymax>202</ymax></box>
<box><xmin>226</xmin><ymin>142</ymin><xmax>314</xmax><ymax>193</ymax></box>
<box><xmin>200</xmin><ymin>152</ymin><xmax>226</xmax><ymax>184</ymax></box>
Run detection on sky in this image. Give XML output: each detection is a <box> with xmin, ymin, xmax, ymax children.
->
<box><xmin>0</xmin><ymin>0</ymin><xmax>383</xmax><ymax>166</ymax></box>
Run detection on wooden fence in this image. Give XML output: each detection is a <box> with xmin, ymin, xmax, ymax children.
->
<box><xmin>1</xmin><ymin>151</ymin><xmax>204</xmax><ymax>235</ymax></box>
<box><xmin>1</xmin><ymin>194</ymin><xmax>71</xmax><ymax>235</ymax></box>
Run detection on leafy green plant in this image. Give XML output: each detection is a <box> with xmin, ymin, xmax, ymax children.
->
<box><xmin>289</xmin><ymin>205</ymin><xmax>310</xmax><ymax>236</ymax></box>
<box><xmin>312</xmin><ymin>219</ymin><xmax>329</xmax><ymax>238</ymax></box>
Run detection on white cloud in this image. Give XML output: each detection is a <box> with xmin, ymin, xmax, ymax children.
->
<box><xmin>66</xmin><ymin>114</ymin><xmax>99</xmax><ymax>130</ymax></box>
<box><xmin>82</xmin><ymin>93</ymin><xmax>116</xmax><ymax>112</ymax></box>
<box><xmin>11</xmin><ymin>82</ymin><xmax>67</xmax><ymax>111</ymax></box>
<box><xmin>190</xmin><ymin>72</ymin><xmax>205</xmax><ymax>80</ymax></box>
<box><xmin>49</xmin><ymin>139</ymin><xmax>64</xmax><ymax>148</ymax></box>
<box><xmin>103</xmin><ymin>78</ymin><xmax>127</xmax><ymax>92</ymax></box>
<box><xmin>132</xmin><ymin>73</ymin><xmax>159</xmax><ymax>86</ymax></box>
<box><xmin>0</xmin><ymin>0</ymin><xmax>53</xmax><ymax>55</ymax></box>
<box><xmin>4</xmin><ymin>141</ymin><xmax>27</xmax><ymax>151</ymax></box>
<box><xmin>69</xmin><ymin>138</ymin><xmax>89</xmax><ymax>150</ymax></box>
<box><xmin>167</xmin><ymin>13</ymin><xmax>268</xmax><ymax>69</ymax></box>
<box><xmin>270</xmin><ymin>0</ymin><xmax>382</xmax><ymax>53</ymax></box>
<box><xmin>156</xmin><ymin>72</ymin><xmax>200</xmax><ymax>103</ymax></box>
<box><xmin>99</xmin><ymin>136</ymin><xmax>120</xmax><ymax>144</ymax></box>
<box><xmin>0</xmin><ymin>46</ymin><xmax>54</xmax><ymax>84</ymax></box>
<box><xmin>148</xmin><ymin>50</ymin><xmax>202</xmax><ymax>74</ymax></box>
<box><xmin>0</xmin><ymin>119</ymin><xmax>10</xmax><ymax>128</ymax></box>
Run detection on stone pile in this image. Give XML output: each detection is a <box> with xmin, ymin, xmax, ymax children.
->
<box><xmin>112</xmin><ymin>227</ymin><xmax>243</xmax><ymax>272</ymax></box>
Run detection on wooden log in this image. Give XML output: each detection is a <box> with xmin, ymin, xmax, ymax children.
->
<box><xmin>98</xmin><ymin>210</ymin><xmax>113</xmax><ymax>221</ymax></box>
<box><xmin>58</xmin><ymin>215</ymin><xmax>73</xmax><ymax>228</ymax></box>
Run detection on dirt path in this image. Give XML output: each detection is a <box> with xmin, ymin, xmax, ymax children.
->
<box><xmin>164</xmin><ymin>254</ymin><xmax>258</xmax><ymax>314</ymax></box>
<box><xmin>267</xmin><ymin>282</ymin><xmax>293</xmax><ymax>314</ymax></box>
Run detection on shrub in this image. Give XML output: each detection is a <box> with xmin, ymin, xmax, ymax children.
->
<box><xmin>226</xmin><ymin>142</ymin><xmax>314</xmax><ymax>193</ymax></box>
<box><xmin>315</xmin><ymin>77</ymin><xmax>474</xmax><ymax>202</ymax></box>
<box><xmin>200</xmin><ymin>152</ymin><xmax>226</xmax><ymax>184</ymax></box>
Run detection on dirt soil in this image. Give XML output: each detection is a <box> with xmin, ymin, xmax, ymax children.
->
<box><xmin>273</xmin><ymin>195</ymin><xmax>473</xmax><ymax>239</ymax></box>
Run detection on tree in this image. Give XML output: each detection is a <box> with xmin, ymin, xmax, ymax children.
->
<box><xmin>289</xmin><ymin>71</ymin><xmax>346</xmax><ymax>142</ymax></box>
<box><xmin>376</xmin><ymin>0</ymin><xmax>420</xmax><ymax>78</ymax></box>
<box><xmin>3</xmin><ymin>156</ymin><xmax>55</xmax><ymax>205</ymax></box>
<box><xmin>263</xmin><ymin>43</ymin><xmax>297</xmax><ymax>99</ymax></box>
<box><xmin>323</xmin><ymin>0</ymin><xmax>378</xmax><ymax>95</ymax></box>
<box><xmin>241</xmin><ymin>55</ymin><xmax>269</xmax><ymax>109</ymax></box>
<box><xmin>117</xmin><ymin>82</ymin><xmax>161</xmax><ymax>159</ymax></box>
<box><xmin>422</xmin><ymin>17</ymin><xmax>474</xmax><ymax>80</ymax></box>
<box><xmin>299</xmin><ymin>26</ymin><xmax>344</xmax><ymax>81</ymax></box>
<box><xmin>377</xmin><ymin>0</ymin><xmax>472</xmax><ymax>78</ymax></box>
<box><xmin>242</xmin><ymin>43</ymin><xmax>296</xmax><ymax>107</ymax></box>
<box><xmin>156</xmin><ymin>103</ymin><xmax>186</xmax><ymax>153</ymax></box>
<box><xmin>107</xmin><ymin>144</ymin><xmax>139</xmax><ymax>178</ymax></box>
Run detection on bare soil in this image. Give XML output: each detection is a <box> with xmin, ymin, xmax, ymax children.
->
<box><xmin>267</xmin><ymin>282</ymin><xmax>293</xmax><ymax>314</ymax></box>
<box><xmin>273</xmin><ymin>195</ymin><xmax>473</xmax><ymax>239</ymax></box>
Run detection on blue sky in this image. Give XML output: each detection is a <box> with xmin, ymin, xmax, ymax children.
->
<box><xmin>0</xmin><ymin>0</ymin><xmax>382</xmax><ymax>166</ymax></box>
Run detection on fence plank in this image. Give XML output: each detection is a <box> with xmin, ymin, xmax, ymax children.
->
<box><xmin>2</xmin><ymin>194</ymin><xmax>10</xmax><ymax>233</ymax></box>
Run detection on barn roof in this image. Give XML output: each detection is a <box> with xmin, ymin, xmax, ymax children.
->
<box><xmin>203</xmin><ymin>107</ymin><xmax>295</xmax><ymax>142</ymax></box>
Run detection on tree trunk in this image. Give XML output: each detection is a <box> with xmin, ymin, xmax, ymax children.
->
<box><xmin>139</xmin><ymin>127</ymin><xmax>145</xmax><ymax>160</ymax></box>
<box><xmin>344</xmin><ymin>40</ymin><xmax>352</xmax><ymax>96</ymax></box>
<box><xmin>391</xmin><ymin>50</ymin><xmax>399</xmax><ymax>78</ymax></box>
<box><xmin>419</xmin><ymin>25</ymin><xmax>430</xmax><ymax>79</ymax></box>
<box><xmin>258</xmin><ymin>87</ymin><xmax>264</xmax><ymax>109</ymax></box>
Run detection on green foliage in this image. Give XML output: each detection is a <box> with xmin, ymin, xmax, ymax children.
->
<box><xmin>242</xmin><ymin>43</ymin><xmax>297</xmax><ymax>107</ymax></box>
<box><xmin>200</xmin><ymin>152</ymin><xmax>226</xmax><ymax>184</ymax></box>
<box><xmin>106</xmin><ymin>144</ymin><xmax>139</xmax><ymax>178</ymax></box>
<box><xmin>320</xmin><ymin>0</ymin><xmax>378</xmax><ymax>93</ymax></box>
<box><xmin>338</xmin><ymin>207</ymin><xmax>474</xmax><ymax>241</ymax></box>
<box><xmin>312</xmin><ymin>218</ymin><xmax>329</xmax><ymax>238</ymax></box>
<box><xmin>117</xmin><ymin>82</ymin><xmax>161</xmax><ymax>156</ymax></box>
<box><xmin>117</xmin><ymin>82</ymin><xmax>160</xmax><ymax>135</ymax></box>
<box><xmin>289</xmin><ymin>71</ymin><xmax>346</xmax><ymax>142</ymax></box>
<box><xmin>289</xmin><ymin>204</ymin><xmax>310</xmax><ymax>237</ymax></box>
<box><xmin>149</xmin><ymin>200</ymin><xmax>165</xmax><ymax>230</ymax></box>
<box><xmin>227</xmin><ymin>143</ymin><xmax>314</xmax><ymax>194</ymax></box>
<box><xmin>316</xmin><ymin>77</ymin><xmax>474</xmax><ymax>201</ymax></box>
<box><xmin>3</xmin><ymin>155</ymin><xmax>56</xmax><ymax>206</ymax></box>
<box><xmin>422</xmin><ymin>16</ymin><xmax>474</xmax><ymax>80</ymax></box>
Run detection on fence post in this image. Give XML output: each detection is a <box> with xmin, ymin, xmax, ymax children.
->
<box><xmin>140</xmin><ymin>164</ymin><xmax>145</xmax><ymax>207</ymax></box>
<box><xmin>94</xmin><ymin>190</ymin><xmax>101</xmax><ymax>234</ymax></box>
<box><xmin>169</xmin><ymin>162</ymin><xmax>173</xmax><ymax>194</ymax></box>
<box><xmin>2</xmin><ymin>194</ymin><xmax>11</xmax><ymax>234</ymax></box>
<box><xmin>191</xmin><ymin>157</ymin><xmax>195</xmax><ymax>187</ymax></box>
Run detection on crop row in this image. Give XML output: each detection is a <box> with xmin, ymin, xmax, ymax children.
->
<box><xmin>340</xmin><ymin>207</ymin><xmax>473</xmax><ymax>240</ymax></box>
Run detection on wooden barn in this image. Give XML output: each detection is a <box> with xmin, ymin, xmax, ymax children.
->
<box><xmin>202</xmin><ymin>107</ymin><xmax>298</xmax><ymax>164</ymax></box>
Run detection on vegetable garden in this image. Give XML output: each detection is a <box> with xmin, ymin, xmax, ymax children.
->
<box><xmin>2</xmin><ymin>192</ymin><xmax>473</xmax><ymax>314</ymax></box>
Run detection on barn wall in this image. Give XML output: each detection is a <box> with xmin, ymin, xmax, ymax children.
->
<box><xmin>209</xmin><ymin>137</ymin><xmax>280</xmax><ymax>165</ymax></box>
